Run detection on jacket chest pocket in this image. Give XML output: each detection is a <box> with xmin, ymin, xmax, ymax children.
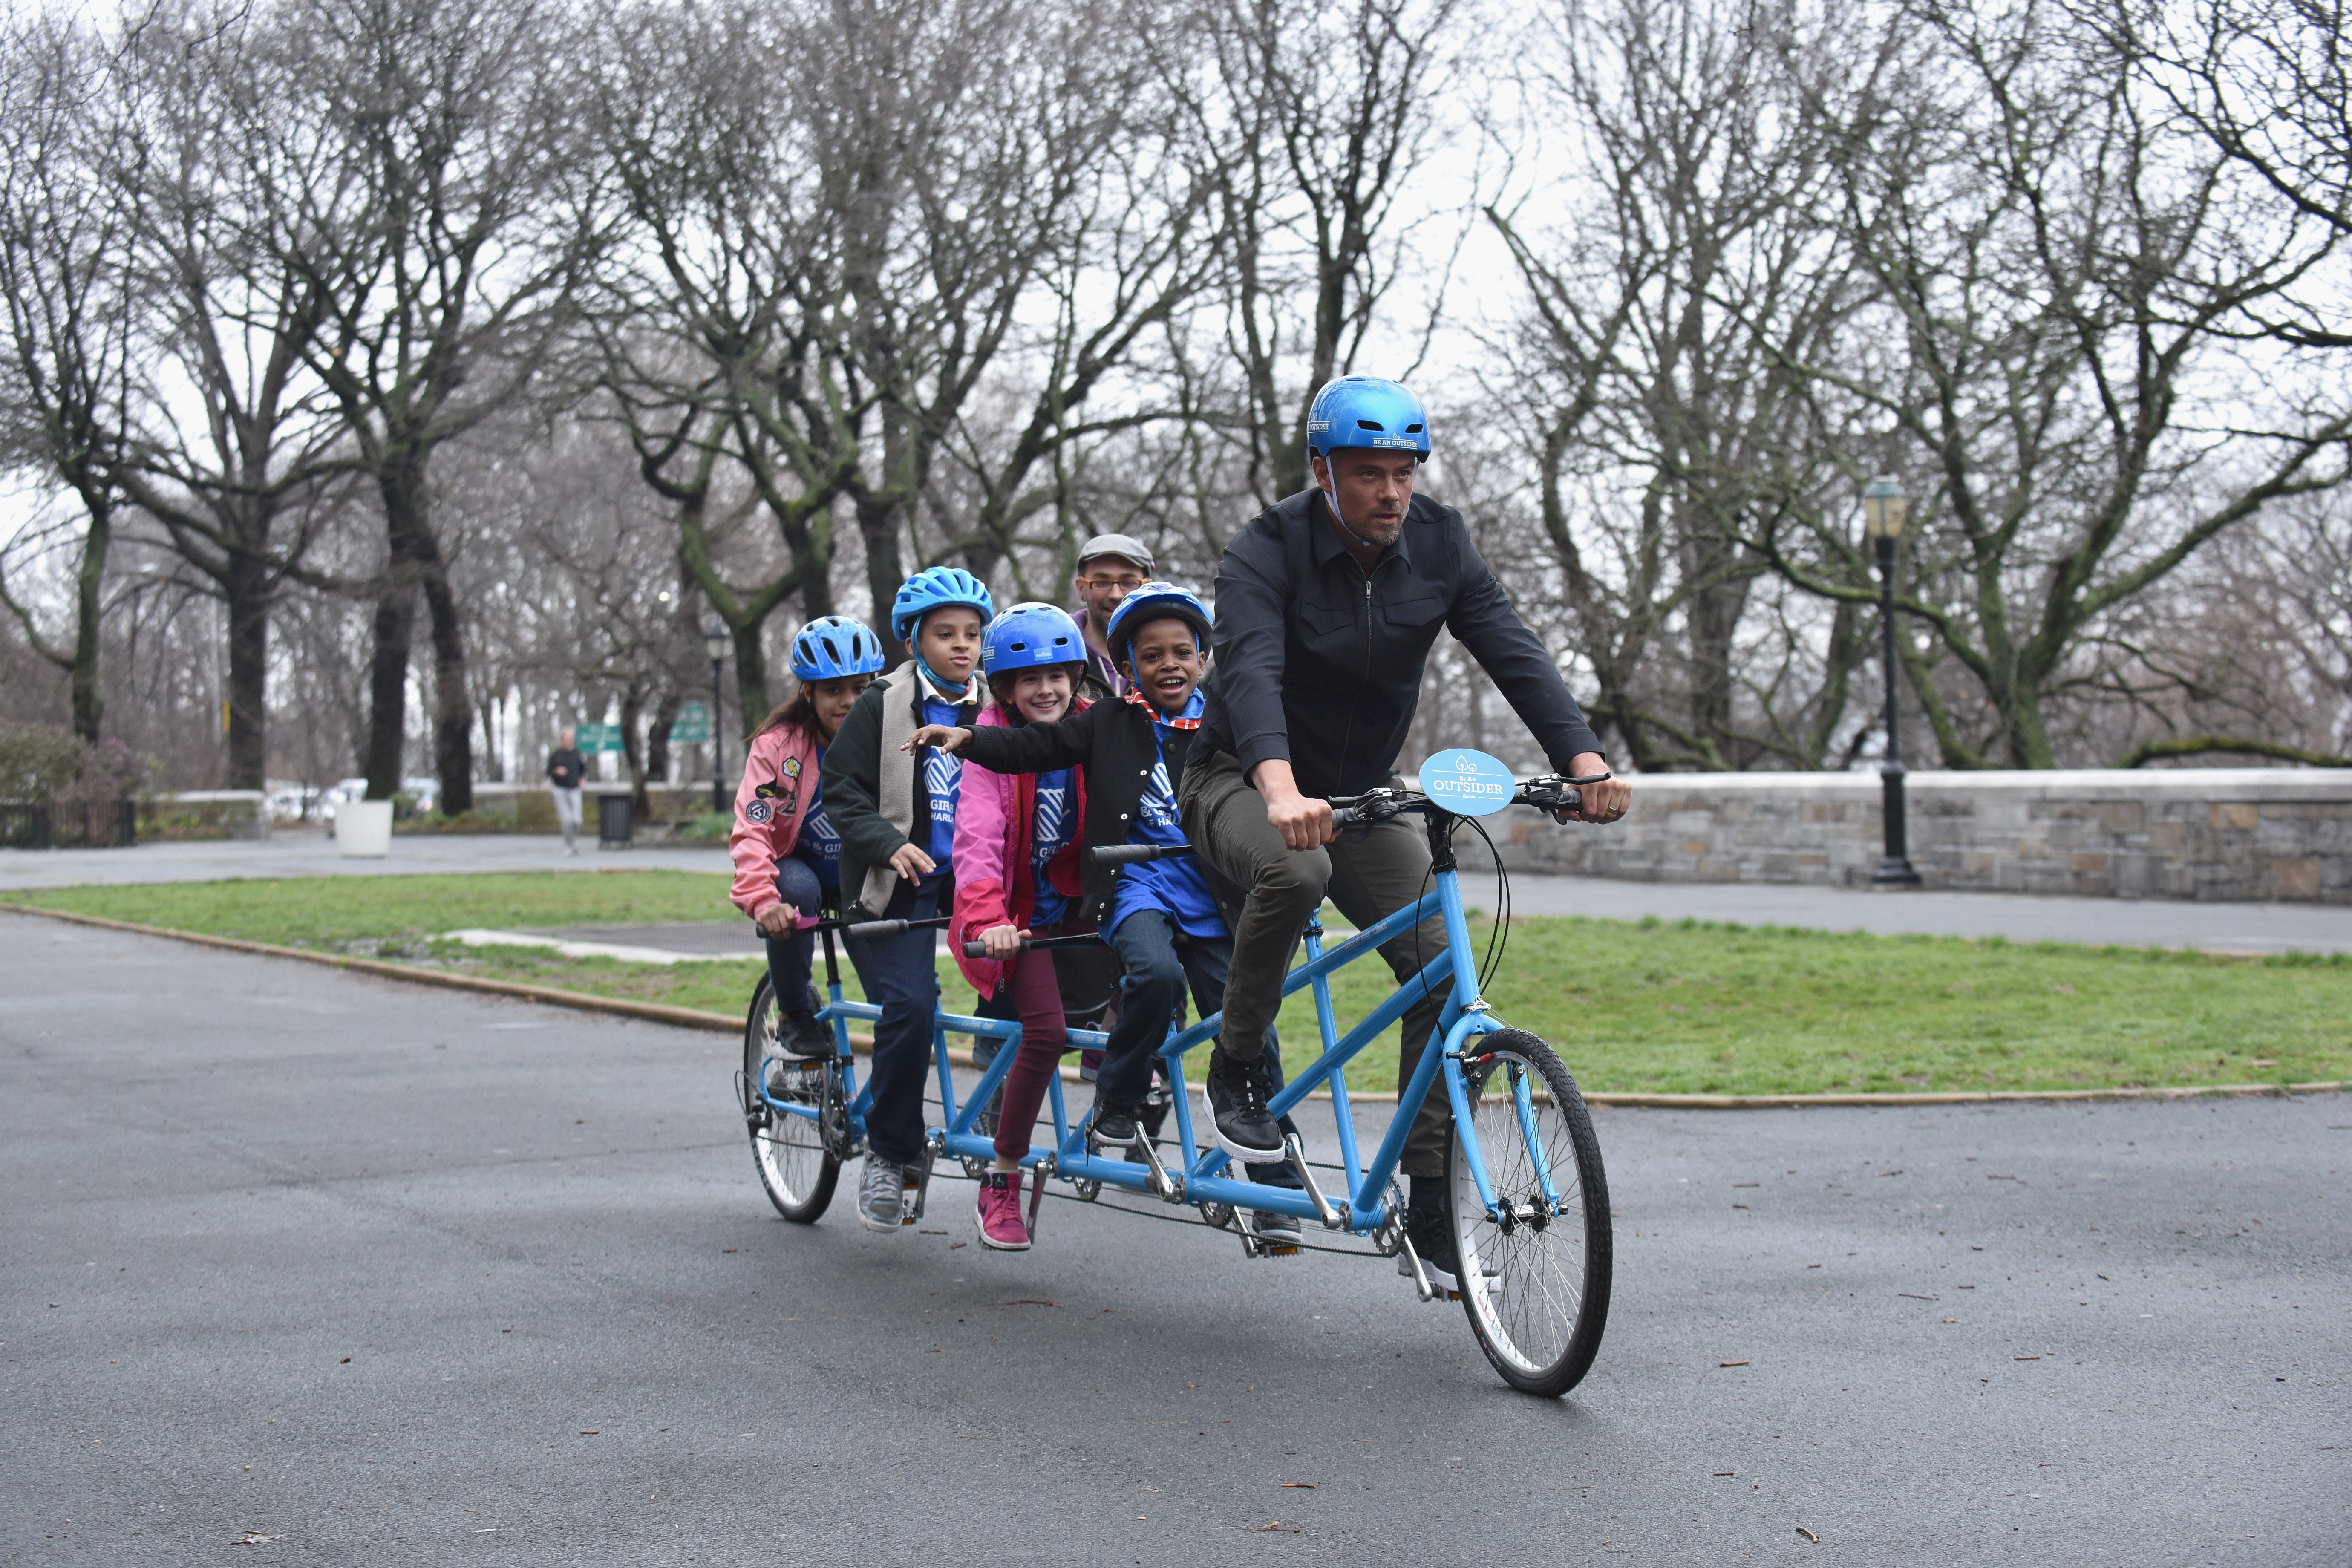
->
<box><xmin>1378</xmin><ymin>590</ymin><xmax>1446</xmax><ymax>635</ymax></box>
<box><xmin>1295</xmin><ymin>598</ymin><xmax>1362</xmax><ymax>657</ymax></box>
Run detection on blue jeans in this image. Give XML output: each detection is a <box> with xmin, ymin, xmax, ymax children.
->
<box><xmin>842</xmin><ymin>879</ymin><xmax>946</xmax><ymax>1165</ymax></box>
<box><xmin>1099</xmin><ymin>910</ymin><xmax>1284</xmax><ymax>1112</ymax></box>
<box><xmin>762</xmin><ymin>857</ymin><xmax>828</xmax><ymax>1017</ymax></box>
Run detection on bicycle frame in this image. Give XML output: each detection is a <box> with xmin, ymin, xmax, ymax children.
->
<box><xmin>755</xmin><ymin>807</ymin><xmax>1523</xmax><ymax>1238</ymax></box>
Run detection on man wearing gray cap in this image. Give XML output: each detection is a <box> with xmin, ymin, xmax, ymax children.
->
<box><xmin>1070</xmin><ymin>533</ymin><xmax>1154</xmax><ymax>704</ymax></box>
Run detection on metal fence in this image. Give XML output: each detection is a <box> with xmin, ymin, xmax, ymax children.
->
<box><xmin>0</xmin><ymin>798</ymin><xmax>139</xmax><ymax>850</ymax></box>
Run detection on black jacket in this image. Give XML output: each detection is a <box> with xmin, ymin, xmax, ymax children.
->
<box><xmin>1199</xmin><ymin>488</ymin><xmax>1605</xmax><ymax>797</ymax></box>
<box><xmin>954</xmin><ymin>698</ymin><xmax>1190</xmax><ymax>930</ymax></box>
<box><xmin>545</xmin><ymin>748</ymin><xmax>586</xmax><ymax>789</ymax></box>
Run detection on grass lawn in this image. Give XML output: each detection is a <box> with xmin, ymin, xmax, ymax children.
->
<box><xmin>12</xmin><ymin>872</ymin><xmax>2348</xmax><ymax>1095</ymax></box>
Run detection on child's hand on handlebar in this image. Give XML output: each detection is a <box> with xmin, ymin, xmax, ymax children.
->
<box><xmin>887</xmin><ymin>842</ymin><xmax>937</xmax><ymax>879</ymax></box>
<box><xmin>902</xmin><ymin>724</ymin><xmax>971</xmax><ymax>754</ymax></box>
<box><xmin>754</xmin><ymin>904</ymin><xmax>799</xmax><ymax>937</ymax></box>
<box><xmin>977</xmin><ymin>923</ymin><xmax>1028</xmax><ymax>958</ymax></box>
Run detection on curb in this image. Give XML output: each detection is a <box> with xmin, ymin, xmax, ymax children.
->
<box><xmin>6</xmin><ymin>900</ymin><xmax>2342</xmax><ymax>1108</ymax></box>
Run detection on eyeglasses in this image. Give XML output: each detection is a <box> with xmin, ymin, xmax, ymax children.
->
<box><xmin>1077</xmin><ymin>575</ymin><xmax>1147</xmax><ymax>591</ymax></box>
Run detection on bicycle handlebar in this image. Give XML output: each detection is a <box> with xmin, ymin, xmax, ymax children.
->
<box><xmin>1327</xmin><ymin>771</ymin><xmax>1609</xmax><ymax>824</ymax></box>
<box><xmin>840</xmin><ymin>915</ymin><xmax>953</xmax><ymax>940</ymax></box>
<box><xmin>960</xmin><ymin>931</ymin><xmax>1111</xmax><ymax>958</ymax></box>
<box><xmin>1089</xmin><ymin>842</ymin><xmax>1190</xmax><ymax>866</ymax></box>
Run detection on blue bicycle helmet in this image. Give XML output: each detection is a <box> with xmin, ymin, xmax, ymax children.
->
<box><xmin>1304</xmin><ymin>376</ymin><xmax>1432</xmax><ymax>461</ymax></box>
<box><xmin>790</xmin><ymin>615</ymin><xmax>886</xmax><ymax>680</ymax></box>
<box><xmin>1104</xmin><ymin>581</ymin><xmax>1212</xmax><ymax>666</ymax></box>
<box><xmin>982</xmin><ymin>602</ymin><xmax>1085</xmax><ymax>676</ymax></box>
<box><xmin>888</xmin><ymin>565</ymin><xmax>995</xmax><ymax>643</ymax></box>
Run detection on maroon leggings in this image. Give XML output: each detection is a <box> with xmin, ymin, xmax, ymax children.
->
<box><xmin>991</xmin><ymin>936</ymin><xmax>1073</xmax><ymax>1164</ymax></box>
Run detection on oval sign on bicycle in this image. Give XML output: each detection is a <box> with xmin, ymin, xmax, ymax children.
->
<box><xmin>1418</xmin><ymin>748</ymin><xmax>1517</xmax><ymax>816</ymax></box>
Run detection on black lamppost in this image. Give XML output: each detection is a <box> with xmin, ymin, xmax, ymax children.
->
<box><xmin>704</xmin><ymin>624</ymin><xmax>730</xmax><ymax>813</ymax></box>
<box><xmin>1863</xmin><ymin>477</ymin><xmax>1922</xmax><ymax>886</ymax></box>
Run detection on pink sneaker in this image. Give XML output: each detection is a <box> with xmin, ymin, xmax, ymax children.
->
<box><xmin>975</xmin><ymin>1170</ymin><xmax>1031</xmax><ymax>1251</ymax></box>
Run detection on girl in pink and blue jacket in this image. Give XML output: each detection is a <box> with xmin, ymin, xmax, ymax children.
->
<box><xmin>949</xmin><ymin>604</ymin><xmax>1094</xmax><ymax>1251</ymax></box>
<box><xmin>729</xmin><ymin>617</ymin><xmax>885</xmax><ymax>1059</ymax></box>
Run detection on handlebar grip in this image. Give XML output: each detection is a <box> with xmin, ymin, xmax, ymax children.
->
<box><xmin>960</xmin><ymin>940</ymin><xmax>992</xmax><ymax>958</ymax></box>
<box><xmin>845</xmin><ymin>919</ymin><xmax>909</xmax><ymax>939</ymax></box>
<box><xmin>1089</xmin><ymin>843</ymin><xmax>1188</xmax><ymax>865</ymax></box>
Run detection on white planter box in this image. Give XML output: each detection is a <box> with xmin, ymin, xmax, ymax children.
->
<box><xmin>336</xmin><ymin>798</ymin><xmax>394</xmax><ymax>858</ymax></box>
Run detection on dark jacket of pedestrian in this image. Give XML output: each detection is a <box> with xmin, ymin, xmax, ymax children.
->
<box><xmin>545</xmin><ymin>747</ymin><xmax>586</xmax><ymax>789</ymax></box>
<box><xmin>1198</xmin><ymin>488</ymin><xmax>1605</xmax><ymax>797</ymax></box>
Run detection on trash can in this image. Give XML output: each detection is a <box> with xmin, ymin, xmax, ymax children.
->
<box><xmin>596</xmin><ymin>791</ymin><xmax>634</xmax><ymax>850</ymax></box>
<box><xmin>337</xmin><ymin>798</ymin><xmax>394</xmax><ymax>858</ymax></box>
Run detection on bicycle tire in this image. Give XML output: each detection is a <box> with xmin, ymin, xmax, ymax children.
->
<box><xmin>743</xmin><ymin>974</ymin><xmax>840</xmax><ymax>1223</ymax></box>
<box><xmin>1446</xmin><ymin>1029</ymin><xmax>1611</xmax><ymax>1397</ymax></box>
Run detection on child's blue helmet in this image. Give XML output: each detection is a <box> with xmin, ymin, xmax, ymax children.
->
<box><xmin>1304</xmin><ymin>376</ymin><xmax>1432</xmax><ymax>461</ymax></box>
<box><xmin>790</xmin><ymin>615</ymin><xmax>885</xmax><ymax>680</ymax></box>
<box><xmin>1104</xmin><ymin>581</ymin><xmax>1212</xmax><ymax>667</ymax></box>
<box><xmin>889</xmin><ymin>565</ymin><xmax>995</xmax><ymax>643</ymax></box>
<box><xmin>982</xmin><ymin>602</ymin><xmax>1085</xmax><ymax>676</ymax></box>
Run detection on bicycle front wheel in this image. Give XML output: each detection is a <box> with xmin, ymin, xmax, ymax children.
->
<box><xmin>1446</xmin><ymin>1029</ymin><xmax>1611</xmax><ymax>1397</ymax></box>
<box><xmin>744</xmin><ymin>975</ymin><xmax>840</xmax><ymax>1224</ymax></box>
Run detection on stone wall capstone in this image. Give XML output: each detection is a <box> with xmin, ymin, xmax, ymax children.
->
<box><xmin>1468</xmin><ymin>768</ymin><xmax>2352</xmax><ymax>904</ymax></box>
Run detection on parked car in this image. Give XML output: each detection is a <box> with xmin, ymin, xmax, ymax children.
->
<box><xmin>400</xmin><ymin>776</ymin><xmax>441</xmax><ymax>816</ymax></box>
<box><xmin>316</xmin><ymin>778</ymin><xmax>370</xmax><ymax>824</ymax></box>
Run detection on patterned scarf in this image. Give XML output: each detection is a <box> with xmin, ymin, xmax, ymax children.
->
<box><xmin>1126</xmin><ymin>687</ymin><xmax>1200</xmax><ymax>729</ymax></box>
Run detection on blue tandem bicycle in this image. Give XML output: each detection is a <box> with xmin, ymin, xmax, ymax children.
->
<box><xmin>732</xmin><ymin>752</ymin><xmax>1614</xmax><ymax>1397</ymax></box>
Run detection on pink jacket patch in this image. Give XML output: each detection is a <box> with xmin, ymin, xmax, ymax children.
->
<box><xmin>728</xmin><ymin>721</ymin><xmax>824</xmax><ymax>924</ymax></box>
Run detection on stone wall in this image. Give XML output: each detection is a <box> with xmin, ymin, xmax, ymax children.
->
<box><xmin>1476</xmin><ymin>768</ymin><xmax>2352</xmax><ymax>903</ymax></box>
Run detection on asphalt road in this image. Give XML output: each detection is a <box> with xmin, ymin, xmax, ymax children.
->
<box><xmin>6</xmin><ymin>913</ymin><xmax>2348</xmax><ymax>1566</ymax></box>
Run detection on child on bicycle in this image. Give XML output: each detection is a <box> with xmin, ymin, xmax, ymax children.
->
<box><xmin>908</xmin><ymin>582</ymin><xmax>1307</xmax><ymax>1245</ymax></box>
<box><xmin>821</xmin><ymin>567</ymin><xmax>993</xmax><ymax>1233</ymax></box>
<box><xmin>729</xmin><ymin>616</ymin><xmax>885</xmax><ymax>1066</ymax></box>
<box><xmin>946</xmin><ymin>603</ymin><xmax>1100</xmax><ymax>1250</ymax></box>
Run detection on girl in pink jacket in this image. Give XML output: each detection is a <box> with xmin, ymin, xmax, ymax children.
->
<box><xmin>729</xmin><ymin>617</ymin><xmax>886</xmax><ymax>1060</ymax></box>
<box><xmin>951</xmin><ymin>604</ymin><xmax>1094</xmax><ymax>1251</ymax></box>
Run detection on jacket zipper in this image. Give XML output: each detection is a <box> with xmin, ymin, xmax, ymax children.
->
<box><xmin>1334</xmin><ymin>564</ymin><xmax>1375</xmax><ymax>787</ymax></box>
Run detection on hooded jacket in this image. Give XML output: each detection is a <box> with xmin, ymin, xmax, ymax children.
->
<box><xmin>947</xmin><ymin>699</ymin><xmax>1091</xmax><ymax>996</ymax></box>
<box><xmin>726</xmin><ymin>721</ymin><xmax>823</xmax><ymax>924</ymax></box>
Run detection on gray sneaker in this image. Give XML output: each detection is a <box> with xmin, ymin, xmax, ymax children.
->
<box><xmin>857</xmin><ymin>1156</ymin><xmax>906</xmax><ymax>1232</ymax></box>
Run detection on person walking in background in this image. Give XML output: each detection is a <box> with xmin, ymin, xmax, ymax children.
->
<box><xmin>546</xmin><ymin>728</ymin><xmax>587</xmax><ymax>856</ymax></box>
<box><xmin>1070</xmin><ymin>533</ymin><xmax>1154</xmax><ymax>704</ymax></box>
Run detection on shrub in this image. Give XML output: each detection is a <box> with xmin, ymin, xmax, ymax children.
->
<box><xmin>0</xmin><ymin>722</ymin><xmax>87</xmax><ymax>800</ymax></box>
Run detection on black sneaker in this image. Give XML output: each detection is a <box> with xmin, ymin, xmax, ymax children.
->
<box><xmin>1205</xmin><ymin>1049</ymin><xmax>1283</xmax><ymax>1160</ymax></box>
<box><xmin>1246</xmin><ymin>1160</ymin><xmax>1304</xmax><ymax>1248</ymax></box>
<box><xmin>1089</xmin><ymin>1098</ymin><xmax>1142</xmax><ymax>1147</ymax></box>
<box><xmin>776</xmin><ymin>1012</ymin><xmax>832</xmax><ymax>1060</ymax></box>
<box><xmin>1401</xmin><ymin>1202</ymin><xmax>1462</xmax><ymax>1292</ymax></box>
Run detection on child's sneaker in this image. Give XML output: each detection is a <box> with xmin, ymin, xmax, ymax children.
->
<box><xmin>975</xmin><ymin>1170</ymin><xmax>1031</xmax><ymax>1251</ymax></box>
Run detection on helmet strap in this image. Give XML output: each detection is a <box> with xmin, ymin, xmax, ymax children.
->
<box><xmin>1317</xmin><ymin>458</ymin><xmax>1386</xmax><ymax>553</ymax></box>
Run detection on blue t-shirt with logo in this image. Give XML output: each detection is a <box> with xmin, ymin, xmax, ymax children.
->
<box><xmin>794</xmin><ymin>745</ymin><xmax>840</xmax><ymax>889</ymax></box>
<box><xmin>1108</xmin><ymin>692</ymin><xmax>1224</xmax><ymax>939</ymax></box>
<box><xmin>921</xmin><ymin>695</ymin><xmax>963</xmax><ymax>878</ymax></box>
<box><xmin>1029</xmin><ymin>766</ymin><xmax>1075</xmax><ymax>927</ymax></box>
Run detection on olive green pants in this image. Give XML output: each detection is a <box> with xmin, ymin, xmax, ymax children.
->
<box><xmin>1177</xmin><ymin>746</ymin><xmax>1454</xmax><ymax>1178</ymax></box>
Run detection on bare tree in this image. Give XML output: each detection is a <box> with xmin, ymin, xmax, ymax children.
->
<box><xmin>238</xmin><ymin>0</ymin><xmax>607</xmax><ymax>808</ymax></box>
<box><xmin>0</xmin><ymin>12</ymin><xmax>143</xmax><ymax>741</ymax></box>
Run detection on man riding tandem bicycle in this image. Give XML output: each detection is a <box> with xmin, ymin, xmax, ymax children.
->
<box><xmin>729</xmin><ymin>378</ymin><xmax>1633</xmax><ymax>1398</ymax></box>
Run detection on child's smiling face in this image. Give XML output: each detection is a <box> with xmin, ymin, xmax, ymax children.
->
<box><xmin>918</xmin><ymin>607</ymin><xmax>985</xmax><ymax>681</ymax></box>
<box><xmin>1120</xmin><ymin>617</ymin><xmax>1205</xmax><ymax>714</ymax></box>
<box><xmin>1002</xmin><ymin>666</ymin><xmax>1074</xmax><ymax>724</ymax></box>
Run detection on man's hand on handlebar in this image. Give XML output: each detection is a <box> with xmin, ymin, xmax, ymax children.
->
<box><xmin>1556</xmin><ymin>752</ymin><xmax>1631</xmax><ymax>825</ymax></box>
<box><xmin>977</xmin><ymin>923</ymin><xmax>1028</xmax><ymax>959</ymax></box>
<box><xmin>887</xmin><ymin>842</ymin><xmax>936</xmax><ymax>880</ymax></box>
<box><xmin>1251</xmin><ymin>759</ymin><xmax>1335</xmax><ymax>850</ymax></box>
<box><xmin>902</xmin><ymin>724</ymin><xmax>971</xmax><ymax>754</ymax></box>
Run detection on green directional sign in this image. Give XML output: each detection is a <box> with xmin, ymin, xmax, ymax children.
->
<box><xmin>573</xmin><ymin>722</ymin><xmax>624</xmax><ymax>754</ymax></box>
<box><xmin>668</xmin><ymin>701</ymin><xmax>711</xmax><ymax>744</ymax></box>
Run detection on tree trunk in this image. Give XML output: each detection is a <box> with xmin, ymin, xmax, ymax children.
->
<box><xmin>731</xmin><ymin>625</ymin><xmax>767</xmax><ymax>748</ymax></box>
<box><xmin>620</xmin><ymin>682</ymin><xmax>649</xmax><ymax>814</ymax></box>
<box><xmin>378</xmin><ymin>459</ymin><xmax>476</xmax><ymax>814</ymax></box>
<box><xmin>68</xmin><ymin>501</ymin><xmax>110</xmax><ymax>743</ymax></box>
<box><xmin>222</xmin><ymin>550</ymin><xmax>271</xmax><ymax>790</ymax></box>
<box><xmin>855</xmin><ymin>490</ymin><xmax>908</xmax><ymax>665</ymax></box>
<box><xmin>362</xmin><ymin>575</ymin><xmax>418</xmax><ymax>799</ymax></box>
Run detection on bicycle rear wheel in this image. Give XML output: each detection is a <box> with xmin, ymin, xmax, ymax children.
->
<box><xmin>744</xmin><ymin>975</ymin><xmax>840</xmax><ymax>1223</ymax></box>
<box><xmin>1446</xmin><ymin>1029</ymin><xmax>1611</xmax><ymax>1397</ymax></box>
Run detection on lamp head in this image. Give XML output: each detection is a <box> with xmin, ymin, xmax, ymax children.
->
<box><xmin>703</xmin><ymin>624</ymin><xmax>730</xmax><ymax>663</ymax></box>
<box><xmin>1862</xmin><ymin>476</ymin><xmax>1908</xmax><ymax>540</ymax></box>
